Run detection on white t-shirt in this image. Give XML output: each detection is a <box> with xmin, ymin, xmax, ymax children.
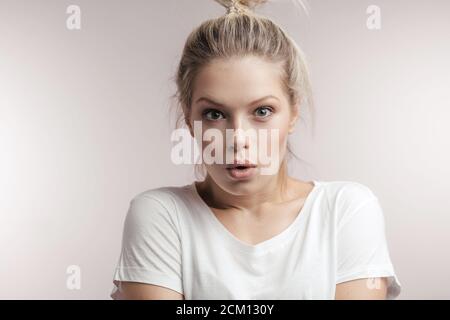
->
<box><xmin>111</xmin><ymin>180</ymin><xmax>401</xmax><ymax>299</ymax></box>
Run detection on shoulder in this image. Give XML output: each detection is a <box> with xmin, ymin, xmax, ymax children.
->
<box><xmin>124</xmin><ymin>183</ymin><xmax>192</xmax><ymax>233</ymax></box>
<box><xmin>320</xmin><ymin>180</ymin><xmax>378</xmax><ymax>203</ymax></box>
<box><xmin>132</xmin><ymin>184</ymin><xmax>190</xmax><ymax>210</ymax></box>
<box><xmin>317</xmin><ymin>180</ymin><xmax>381</xmax><ymax>226</ymax></box>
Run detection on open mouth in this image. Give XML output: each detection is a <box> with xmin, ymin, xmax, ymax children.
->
<box><xmin>225</xmin><ymin>164</ymin><xmax>257</xmax><ymax>179</ymax></box>
<box><xmin>228</xmin><ymin>165</ymin><xmax>255</xmax><ymax>170</ymax></box>
<box><xmin>225</xmin><ymin>161</ymin><xmax>257</xmax><ymax>170</ymax></box>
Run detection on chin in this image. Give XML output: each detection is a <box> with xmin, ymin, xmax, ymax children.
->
<box><xmin>223</xmin><ymin>178</ymin><xmax>261</xmax><ymax>194</ymax></box>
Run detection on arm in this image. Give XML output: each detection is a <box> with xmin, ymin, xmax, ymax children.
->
<box><xmin>112</xmin><ymin>195</ymin><xmax>184</xmax><ymax>300</ymax></box>
<box><xmin>114</xmin><ymin>281</ymin><xmax>184</xmax><ymax>300</ymax></box>
<box><xmin>334</xmin><ymin>183</ymin><xmax>401</xmax><ymax>299</ymax></box>
<box><xmin>335</xmin><ymin>277</ymin><xmax>388</xmax><ymax>300</ymax></box>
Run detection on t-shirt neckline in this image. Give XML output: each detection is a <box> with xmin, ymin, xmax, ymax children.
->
<box><xmin>189</xmin><ymin>180</ymin><xmax>321</xmax><ymax>255</ymax></box>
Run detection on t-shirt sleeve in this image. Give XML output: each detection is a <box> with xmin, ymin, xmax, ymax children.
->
<box><xmin>110</xmin><ymin>193</ymin><xmax>183</xmax><ymax>299</ymax></box>
<box><xmin>335</xmin><ymin>183</ymin><xmax>402</xmax><ymax>299</ymax></box>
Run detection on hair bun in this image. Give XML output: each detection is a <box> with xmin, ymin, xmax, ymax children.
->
<box><xmin>214</xmin><ymin>0</ymin><xmax>268</xmax><ymax>14</ymax></box>
<box><xmin>235</xmin><ymin>0</ymin><xmax>268</xmax><ymax>9</ymax></box>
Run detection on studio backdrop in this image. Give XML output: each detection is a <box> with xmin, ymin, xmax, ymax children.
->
<box><xmin>1</xmin><ymin>0</ymin><xmax>449</xmax><ymax>299</ymax></box>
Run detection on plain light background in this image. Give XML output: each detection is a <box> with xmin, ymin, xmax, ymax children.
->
<box><xmin>1</xmin><ymin>0</ymin><xmax>449</xmax><ymax>299</ymax></box>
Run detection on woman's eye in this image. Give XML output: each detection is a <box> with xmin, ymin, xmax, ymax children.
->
<box><xmin>203</xmin><ymin>109</ymin><xmax>225</xmax><ymax>121</ymax></box>
<box><xmin>254</xmin><ymin>106</ymin><xmax>273</xmax><ymax>118</ymax></box>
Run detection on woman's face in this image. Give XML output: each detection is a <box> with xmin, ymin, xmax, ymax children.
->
<box><xmin>189</xmin><ymin>55</ymin><xmax>298</xmax><ymax>195</ymax></box>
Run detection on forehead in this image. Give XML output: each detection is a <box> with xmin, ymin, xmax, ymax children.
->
<box><xmin>192</xmin><ymin>55</ymin><xmax>287</xmax><ymax>105</ymax></box>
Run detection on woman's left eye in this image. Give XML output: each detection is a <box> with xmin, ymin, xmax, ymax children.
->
<box><xmin>254</xmin><ymin>106</ymin><xmax>273</xmax><ymax>118</ymax></box>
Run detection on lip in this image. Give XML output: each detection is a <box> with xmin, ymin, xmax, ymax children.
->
<box><xmin>226</xmin><ymin>166</ymin><xmax>257</xmax><ymax>180</ymax></box>
<box><xmin>225</xmin><ymin>160</ymin><xmax>258</xmax><ymax>169</ymax></box>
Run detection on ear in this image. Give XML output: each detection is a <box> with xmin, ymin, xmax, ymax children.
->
<box><xmin>288</xmin><ymin>104</ymin><xmax>300</xmax><ymax>134</ymax></box>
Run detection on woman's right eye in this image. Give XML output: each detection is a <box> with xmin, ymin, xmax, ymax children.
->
<box><xmin>202</xmin><ymin>109</ymin><xmax>225</xmax><ymax>121</ymax></box>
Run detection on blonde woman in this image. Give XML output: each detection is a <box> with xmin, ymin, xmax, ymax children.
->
<box><xmin>111</xmin><ymin>0</ymin><xmax>401</xmax><ymax>300</ymax></box>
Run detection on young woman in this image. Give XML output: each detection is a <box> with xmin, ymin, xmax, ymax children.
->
<box><xmin>110</xmin><ymin>0</ymin><xmax>401</xmax><ymax>300</ymax></box>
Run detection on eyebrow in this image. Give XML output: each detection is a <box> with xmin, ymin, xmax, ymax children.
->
<box><xmin>195</xmin><ymin>95</ymin><xmax>280</xmax><ymax>107</ymax></box>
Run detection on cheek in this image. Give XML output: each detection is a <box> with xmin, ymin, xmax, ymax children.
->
<box><xmin>259</xmin><ymin>116</ymin><xmax>290</xmax><ymax>157</ymax></box>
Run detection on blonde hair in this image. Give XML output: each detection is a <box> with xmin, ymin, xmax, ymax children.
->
<box><xmin>170</xmin><ymin>0</ymin><xmax>315</xmax><ymax>183</ymax></box>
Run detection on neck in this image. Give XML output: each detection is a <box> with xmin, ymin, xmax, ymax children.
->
<box><xmin>196</xmin><ymin>166</ymin><xmax>291</xmax><ymax>214</ymax></box>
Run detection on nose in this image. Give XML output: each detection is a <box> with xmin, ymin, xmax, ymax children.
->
<box><xmin>228</xmin><ymin>116</ymin><xmax>250</xmax><ymax>153</ymax></box>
